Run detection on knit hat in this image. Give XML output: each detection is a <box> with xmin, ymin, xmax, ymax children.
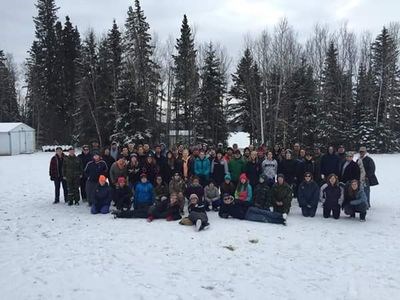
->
<box><xmin>239</xmin><ymin>173</ymin><xmax>247</xmax><ymax>181</ymax></box>
<box><xmin>224</xmin><ymin>174</ymin><xmax>231</xmax><ymax>181</ymax></box>
<box><xmin>117</xmin><ymin>177</ymin><xmax>126</xmax><ymax>184</ymax></box>
<box><xmin>277</xmin><ymin>173</ymin><xmax>285</xmax><ymax>180</ymax></box>
<box><xmin>98</xmin><ymin>175</ymin><xmax>107</xmax><ymax>184</ymax></box>
<box><xmin>189</xmin><ymin>194</ymin><xmax>199</xmax><ymax>200</ymax></box>
<box><xmin>140</xmin><ymin>173</ymin><xmax>147</xmax><ymax>178</ymax></box>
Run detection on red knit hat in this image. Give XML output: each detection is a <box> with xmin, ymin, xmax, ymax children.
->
<box><xmin>239</xmin><ymin>173</ymin><xmax>247</xmax><ymax>181</ymax></box>
<box><xmin>117</xmin><ymin>177</ymin><xmax>126</xmax><ymax>184</ymax></box>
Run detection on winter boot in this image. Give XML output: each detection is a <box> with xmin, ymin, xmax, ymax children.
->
<box><xmin>195</xmin><ymin>219</ymin><xmax>202</xmax><ymax>231</ymax></box>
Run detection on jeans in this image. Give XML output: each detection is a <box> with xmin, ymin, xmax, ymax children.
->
<box><xmin>363</xmin><ymin>184</ymin><xmax>371</xmax><ymax>207</ymax></box>
<box><xmin>245</xmin><ymin>207</ymin><xmax>285</xmax><ymax>224</ymax></box>
<box><xmin>54</xmin><ymin>178</ymin><xmax>68</xmax><ymax>202</ymax></box>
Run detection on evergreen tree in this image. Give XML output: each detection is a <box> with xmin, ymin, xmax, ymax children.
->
<box><xmin>172</xmin><ymin>14</ymin><xmax>199</xmax><ymax>142</ymax></box>
<box><xmin>371</xmin><ymin>27</ymin><xmax>400</xmax><ymax>152</ymax></box>
<box><xmin>195</xmin><ymin>43</ymin><xmax>228</xmax><ymax>144</ymax></box>
<box><xmin>114</xmin><ymin>0</ymin><xmax>161</xmax><ymax>144</ymax></box>
<box><xmin>286</xmin><ymin>59</ymin><xmax>317</xmax><ymax>147</ymax></box>
<box><xmin>229</xmin><ymin>48</ymin><xmax>262</xmax><ymax>144</ymax></box>
<box><xmin>0</xmin><ymin>51</ymin><xmax>19</xmax><ymax>122</ymax></box>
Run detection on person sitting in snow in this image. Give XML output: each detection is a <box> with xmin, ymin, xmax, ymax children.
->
<box><xmin>271</xmin><ymin>174</ymin><xmax>293</xmax><ymax>214</ymax></box>
<box><xmin>113</xmin><ymin>176</ymin><xmax>132</xmax><ymax>211</ymax></box>
<box><xmin>147</xmin><ymin>192</ymin><xmax>182</xmax><ymax>222</ymax></box>
<box><xmin>342</xmin><ymin>179</ymin><xmax>368</xmax><ymax>222</ymax></box>
<box><xmin>169</xmin><ymin>172</ymin><xmax>186</xmax><ymax>212</ymax></box>
<box><xmin>234</xmin><ymin>173</ymin><xmax>253</xmax><ymax>207</ymax></box>
<box><xmin>132</xmin><ymin>173</ymin><xmax>155</xmax><ymax>218</ymax></box>
<box><xmin>179</xmin><ymin>194</ymin><xmax>209</xmax><ymax>231</ymax></box>
<box><xmin>185</xmin><ymin>176</ymin><xmax>205</xmax><ymax>207</ymax></box>
<box><xmin>91</xmin><ymin>175</ymin><xmax>112</xmax><ymax>214</ymax></box>
<box><xmin>253</xmin><ymin>174</ymin><xmax>271</xmax><ymax>210</ymax></box>
<box><xmin>154</xmin><ymin>175</ymin><xmax>169</xmax><ymax>201</ymax></box>
<box><xmin>219</xmin><ymin>194</ymin><xmax>286</xmax><ymax>225</ymax></box>
<box><xmin>204</xmin><ymin>180</ymin><xmax>220</xmax><ymax>211</ymax></box>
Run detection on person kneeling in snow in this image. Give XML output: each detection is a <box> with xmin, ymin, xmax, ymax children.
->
<box><xmin>179</xmin><ymin>194</ymin><xmax>209</xmax><ymax>231</ymax></box>
<box><xmin>113</xmin><ymin>177</ymin><xmax>132</xmax><ymax>210</ymax></box>
<box><xmin>91</xmin><ymin>175</ymin><xmax>112</xmax><ymax>214</ymax></box>
<box><xmin>297</xmin><ymin>172</ymin><xmax>320</xmax><ymax>217</ymax></box>
<box><xmin>147</xmin><ymin>192</ymin><xmax>182</xmax><ymax>222</ymax></box>
<box><xmin>342</xmin><ymin>180</ymin><xmax>368</xmax><ymax>222</ymax></box>
<box><xmin>235</xmin><ymin>173</ymin><xmax>253</xmax><ymax>208</ymax></box>
<box><xmin>219</xmin><ymin>194</ymin><xmax>286</xmax><ymax>225</ymax></box>
<box><xmin>271</xmin><ymin>174</ymin><xmax>292</xmax><ymax>214</ymax></box>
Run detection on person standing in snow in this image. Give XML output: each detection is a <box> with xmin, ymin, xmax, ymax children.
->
<box><xmin>320</xmin><ymin>146</ymin><xmax>340</xmax><ymax>180</ymax></box>
<box><xmin>277</xmin><ymin>150</ymin><xmax>297</xmax><ymax>192</ymax></box>
<box><xmin>261</xmin><ymin>151</ymin><xmax>278</xmax><ymax>187</ymax></box>
<box><xmin>109</xmin><ymin>141</ymin><xmax>119</xmax><ymax>161</ymax></box>
<box><xmin>49</xmin><ymin>146</ymin><xmax>68</xmax><ymax>204</ymax></box>
<box><xmin>84</xmin><ymin>152</ymin><xmax>108</xmax><ymax>206</ymax></box>
<box><xmin>320</xmin><ymin>174</ymin><xmax>343</xmax><ymax>219</ymax></box>
<box><xmin>244</xmin><ymin>151</ymin><xmax>262</xmax><ymax>189</ymax></box>
<box><xmin>297</xmin><ymin>172</ymin><xmax>320</xmax><ymax>217</ymax></box>
<box><xmin>339</xmin><ymin>152</ymin><xmax>360</xmax><ymax>184</ymax></box>
<box><xmin>211</xmin><ymin>150</ymin><xmax>229</xmax><ymax>188</ymax></box>
<box><xmin>63</xmin><ymin>147</ymin><xmax>82</xmax><ymax>205</ymax></box>
<box><xmin>78</xmin><ymin>145</ymin><xmax>92</xmax><ymax>202</ymax></box>
<box><xmin>194</xmin><ymin>150</ymin><xmax>211</xmax><ymax>187</ymax></box>
<box><xmin>228</xmin><ymin>149</ymin><xmax>246</xmax><ymax>187</ymax></box>
<box><xmin>357</xmin><ymin>146</ymin><xmax>378</xmax><ymax>208</ymax></box>
<box><xmin>109</xmin><ymin>155</ymin><xmax>128</xmax><ymax>188</ymax></box>
<box><xmin>342</xmin><ymin>179</ymin><xmax>368</xmax><ymax>222</ymax></box>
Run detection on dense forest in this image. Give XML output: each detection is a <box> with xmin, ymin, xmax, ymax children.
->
<box><xmin>1</xmin><ymin>0</ymin><xmax>400</xmax><ymax>152</ymax></box>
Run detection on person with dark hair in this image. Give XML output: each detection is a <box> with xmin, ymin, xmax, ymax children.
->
<box><xmin>127</xmin><ymin>156</ymin><xmax>141</xmax><ymax>189</ymax></box>
<box><xmin>185</xmin><ymin>176</ymin><xmax>205</xmax><ymax>206</ymax></box>
<box><xmin>224</xmin><ymin>147</ymin><xmax>234</xmax><ymax>163</ymax></box>
<box><xmin>303</xmin><ymin>151</ymin><xmax>315</xmax><ymax>175</ymax></box>
<box><xmin>84</xmin><ymin>152</ymin><xmax>108</xmax><ymax>206</ymax></box>
<box><xmin>297</xmin><ymin>172</ymin><xmax>320</xmax><ymax>217</ymax></box>
<box><xmin>320</xmin><ymin>174</ymin><xmax>343</xmax><ymax>219</ymax></box>
<box><xmin>102</xmin><ymin>147</ymin><xmax>115</xmax><ymax>178</ymax></box>
<box><xmin>278</xmin><ymin>150</ymin><xmax>297</xmax><ymax>191</ymax></box>
<box><xmin>219</xmin><ymin>194</ymin><xmax>286</xmax><ymax>225</ymax></box>
<box><xmin>169</xmin><ymin>172</ymin><xmax>186</xmax><ymax>212</ymax></box>
<box><xmin>164</xmin><ymin>151</ymin><xmax>177</xmax><ymax>184</ymax></box>
<box><xmin>49</xmin><ymin>146</ymin><xmax>68</xmax><ymax>204</ymax></box>
<box><xmin>339</xmin><ymin>152</ymin><xmax>360</xmax><ymax>184</ymax></box>
<box><xmin>342</xmin><ymin>180</ymin><xmax>368</xmax><ymax>222</ymax></box>
<box><xmin>113</xmin><ymin>177</ymin><xmax>132</xmax><ymax>210</ymax></box>
<box><xmin>271</xmin><ymin>174</ymin><xmax>292</xmax><ymax>214</ymax></box>
<box><xmin>91</xmin><ymin>175</ymin><xmax>112</xmax><ymax>214</ymax></box>
<box><xmin>194</xmin><ymin>150</ymin><xmax>211</xmax><ymax>187</ymax></box>
<box><xmin>253</xmin><ymin>174</ymin><xmax>271</xmax><ymax>210</ymax></box>
<box><xmin>313</xmin><ymin>146</ymin><xmax>323</xmax><ymax>186</ymax></box>
<box><xmin>131</xmin><ymin>173</ymin><xmax>154</xmax><ymax>218</ymax></box>
<box><xmin>272</xmin><ymin>145</ymin><xmax>281</xmax><ymax>161</ymax></box>
<box><xmin>147</xmin><ymin>193</ymin><xmax>182</xmax><ymax>222</ymax></box>
<box><xmin>320</xmin><ymin>146</ymin><xmax>340</xmax><ymax>179</ymax></box>
<box><xmin>220</xmin><ymin>174</ymin><xmax>236</xmax><ymax>201</ymax></box>
<box><xmin>64</xmin><ymin>147</ymin><xmax>82</xmax><ymax>205</ymax></box>
<box><xmin>243</xmin><ymin>147</ymin><xmax>251</xmax><ymax>161</ymax></box>
<box><xmin>261</xmin><ymin>151</ymin><xmax>278</xmax><ymax>187</ymax></box>
<box><xmin>235</xmin><ymin>173</ymin><xmax>253</xmax><ymax>207</ymax></box>
<box><xmin>245</xmin><ymin>151</ymin><xmax>262</xmax><ymax>188</ymax></box>
<box><xmin>154</xmin><ymin>175</ymin><xmax>169</xmax><ymax>201</ymax></box>
<box><xmin>142</xmin><ymin>154</ymin><xmax>159</xmax><ymax>185</ymax></box>
<box><xmin>211</xmin><ymin>150</ymin><xmax>229</xmax><ymax>187</ymax></box>
<box><xmin>229</xmin><ymin>149</ymin><xmax>246</xmax><ymax>187</ymax></box>
<box><xmin>337</xmin><ymin>145</ymin><xmax>346</xmax><ymax>164</ymax></box>
<box><xmin>109</xmin><ymin>156</ymin><xmax>128</xmax><ymax>188</ymax></box>
<box><xmin>179</xmin><ymin>194</ymin><xmax>209</xmax><ymax>231</ymax></box>
<box><xmin>78</xmin><ymin>145</ymin><xmax>92</xmax><ymax>202</ymax></box>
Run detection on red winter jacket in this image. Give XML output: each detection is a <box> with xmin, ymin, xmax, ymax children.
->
<box><xmin>49</xmin><ymin>154</ymin><xmax>64</xmax><ymax>180</ymax></box>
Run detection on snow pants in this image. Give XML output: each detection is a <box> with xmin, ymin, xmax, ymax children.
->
<box><xmin>301</xmin><ymin>206</ymin><xmax>317</xmax><ymax>217</ymax></box>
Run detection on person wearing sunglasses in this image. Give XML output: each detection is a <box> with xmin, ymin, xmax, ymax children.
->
<box><xmin>298</xmin><ymin>172</ymin><xmax>320</xmax><ymax>217</ymax></box>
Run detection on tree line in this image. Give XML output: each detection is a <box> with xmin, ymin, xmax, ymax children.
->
<box><xmin>1</xmin><ymin>0</ymin><xmax>400</xmax><ymax>153</ymax></box>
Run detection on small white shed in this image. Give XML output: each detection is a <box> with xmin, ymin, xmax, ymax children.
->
<box><xmin>0</xmin><ymin>123</ymin><xmax>36</xmax><ymax>155</ymax></box>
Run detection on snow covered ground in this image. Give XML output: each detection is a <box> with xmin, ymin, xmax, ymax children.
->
<box><xmin>0</xmin><ymin>152</ymin><xmax>399</xmax><ymax>300</ymax></box>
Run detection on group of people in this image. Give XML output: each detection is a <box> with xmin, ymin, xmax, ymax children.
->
<box><xmin>49</xmin><ymin>140</ymin><xmax>378</xmax><ymax>231</ymax></box>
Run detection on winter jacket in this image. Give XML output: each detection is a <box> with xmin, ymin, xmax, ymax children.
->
<box><xmin>142</xmin><ymin>162</ymin><xmax>159</xmax><ymax>185</ymax></box>
<box><xmin>261</xmin><ymin>159</ymin><xmax>278</xmax><ymax>179</ymax></box>
<box><xmin>320</xmin><ymin>183</ymin><xmax>344</xmax><ymax>207</ymax></box>
<box><xmin>313</xmin><ymin>154</ymin><xmax>322</xmax><ymax>183</ymax></box>
<box><xmin>185</xmin><ymin>183</ymin><xmax>205</xmax><ymax>201</ymax></box>
<box><xmin>357</xmin><ymin>155</ymin><xmax>379</xmax><ymax>186</ymax></box>
<box><xmin>84</xmin><ymin>160</ymin><xmax>108</xmax><ymax>183</ymax></box>
<box><xmin>63</xmin><ymin>154</ymin><xmax>82</xmax><ymax>179</ymax></box>
<box><xmin>320</xmin><ymin>153</ymin><xmax>340</xmax><ymax>177</ymax></box>
<box><xmin>109</xmin><ymin>162</ymin><xmax>128</xmax><ymax>185</ymax></box>
<box><xmin>211</xmin><ymin>158</ymin><xmax>229</xmax><ymax>186</ymax></box>
<box><xmin>93</xmin><ymin>183</ymin><xmax>112</xmax><ymax>210</ymax></box>
<box><xmin>245</xmin><ymin>160</ymin><xmax>262</xmax><ymax>188</ymax></box>
<box><xmin>154</xmin><ymin>183</ymin><xmax>169</xmax><ymax>200</ymax></box>
<box><xmin>220</xmin><ymin>182</ymin><xmax>236</xmax><ymax>198</ymax></box>
<box><xmin>278</xmin><ymin>159</ymin><xmax>297</xmax><ymax>185</ymax></box>
<box><xmin>49</xmin><ymin>154</ymin><xmax>65</xmax><ymax>180</ymax></box>
<box><xmin>295</xmin><ymin>159</ymin><xmax>306</xmax><ymax>183</ymax></box>
<box><xmin>339</xmin><ymin>160</ymin><xmax>360</xmax><ymax>183</ymax></box>
<box><xmin>271</xmin><ymin>183</ymin><xmax>292</xmax><ymax>214</ymax></box>
<box><xmin>228</xmin><ymin>157</ymin><xmax>246</xmax><ymax>182</ymax></box>
<box><xmin>204</xmin><ymin>185</ymin><xmax>220</xmax><ymax>203</ymax></box>
<box><xmin>303</xmin><ymin>159</ymin><xmax>315</xmax><ymax>176</ymax></box>
<box><xmin>128</xmin><ymin>162</ymin><xmax>141</xmax><ymax>186</ymax></box>
<box><xmin>235</xmin><ymin>182</ymin><xmax>253</xmax><ymax>203</ymax></box>
<box><xmin>78</xmin><ymin>152</ymin><xmax>92</xmax><ymax>176</ymax></box>
<box><xmin>194</xmin><ymin>158</ymin><xmax>211</xmax><ymax>179</ymax></box>
<box><xmin>253</xmin><ymin>182</ymin><xmax>271</xmax><ymax>209</ymax></box>
<box><xmin>343</xmin><ymin>187</ymin><xmax>368</xmax><ymax>212</ymax></box>
<box><xmin>297</xmin><ymin>180</ymin><xmax>320</xmax><ymax>208</ymax></box>
<box><xmin>188</xmin><ymin>202</ymin><xmax>207</xmax><ymax>214</ymax></box>
<box><xmin>169</xmin><ymin>178</ymin><xmax>186</xmax><ymax>195</ymax></box>
<box><xmin>134</xmin><ymin>182</ymin><xmax>154</xmax><ymax>205</ymax></box>
<box><xmin>219</xmin><ymin>201</ymin><xmax>247</xmax><ymax>219</ymax></box>
<box><xmin>114</xmin><ymin>185</ymin><xmax>132</xmax><ymax>210</ymax></box>
<box><xmin>103</xmin><ymin>155</ymin><xmax>115</xmax><ymax>174</ymax></box>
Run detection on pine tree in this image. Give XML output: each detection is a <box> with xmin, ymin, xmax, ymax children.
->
<box><xmin>286</xmin><ymin>59</ymin><xmax>317</xmax><ymax>147</ymax></box>
<box><xmin>229</xmin><ymin>48</ymin><xmax>262</xmax><ymax>144</ymax></box>
<box><xmin>371</xmin><ymin>27</ymin><xmax>400</xmax><ymax>152</ymax></box>
<box><xmin>195</xmin><ymin>43</ymin><xmax>228</xmax><ymax>144</ymax></box>
<box><xmin>114</xmin><ymin>0</ymin><xmax>161</xmax><ymax>144</ymax></box>
<box><xmin>172</xmin><ymin>14</ymin><xmax>199</xmax><ymax>143</ymax></box>
<box><xmin>0</xmin><ymin>51</ymin><xmax>19</xmax><ymax>122</ymax></box>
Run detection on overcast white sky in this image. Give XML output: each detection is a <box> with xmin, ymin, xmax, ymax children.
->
<box><xmin>0</xmin><ymin>0</ymin><xmax>399</xmax><ymax>66</ymax></box>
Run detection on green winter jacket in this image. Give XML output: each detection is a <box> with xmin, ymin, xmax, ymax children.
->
<box><xmin>228</xmin><ymin>157</ymin><xmax>246</xmax><ymax>182</ymax></box>
<box><xmin>254</xmin><ymin>182</ymin><xmax>271</xmax><ymax>209</ymax></box>
<box><xmin>271</xmin><ymin>183</ymin><xmax>292</xmax><ymax>214</ymax></box>
<box><xmin>64</xmin><ymin>155</ymin><xmax>83</xmax><ymax>179</ymax></box>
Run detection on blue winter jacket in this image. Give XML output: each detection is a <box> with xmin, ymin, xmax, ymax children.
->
<box><xmin>92</xmin><ymin>183</ymin><xmax>112</xmax><ymax>211</ymax></box>
<box><xmin>84</xmin><ymin>160</ymin><xmax>108</xmax><ymax>182</ymax></box>
<box><xmin>298</xmin><ymin>180</ymin><xmax>320</xmax><ymax>208</ymax></box>
<box><xmin>349</xmin><ymin>189</ymin><xmax>368</xmax><ymax>206</ymax></box>
<box><xmin>194</xmin><ymin>158</ymin><xmax>211</xmax><ymax>179</ymax></box>
<box><xmin>134</xmin><ymin>182</ymin><xmax>154</xmax><ymax>205</ymax></box>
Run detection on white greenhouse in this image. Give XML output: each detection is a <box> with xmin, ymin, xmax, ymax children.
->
<box><xmin>0</xmin><ymin>123</ymin><xmax>36</xmax><ymax>155</ymax></box>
